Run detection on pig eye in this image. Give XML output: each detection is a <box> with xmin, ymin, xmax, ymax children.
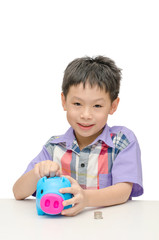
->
<box><xmin>41</xmin><ymin>189</ymin><xmax>43</xmax><ymax>194</ymax></box>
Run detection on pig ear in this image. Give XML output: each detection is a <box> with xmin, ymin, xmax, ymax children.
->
<box><xmin>42</xmin><ymin>176</ymin><xmax>47</xmax><ymax>183</ymax></box>
<box><xmin>62</xmin><ymin>177</ymin><xmax>65</xmax><ymax>182</ymax></box>
<box><xmin>37</xmin><ymin>176</ymin><xmax>47</xmax><ymax>189</ymax></box>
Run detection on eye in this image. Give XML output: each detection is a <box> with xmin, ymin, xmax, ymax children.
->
<box><xmin>41</xmin><ymin>189</ymin><xmax>43</xmax><ymax>194</ymax></box>
<box><xmin>73</xmin><ymin>102</ymin><xmax>81</xmax><ymax>106</ymax></box>
<box><xmin>94</xmin><ymin>104</ymin><xmax>102</xmax><ymax>108</ymax></box>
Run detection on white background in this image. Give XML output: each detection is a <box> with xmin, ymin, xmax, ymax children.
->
<box><xmin>0</xmin><ymin>0</ymin><xmax>158</xmax><ymax>199</ymax></box>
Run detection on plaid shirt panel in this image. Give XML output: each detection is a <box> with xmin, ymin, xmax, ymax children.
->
<box><xmin>45</xmin><ymin>131</ymin><xmax>130</xmax><ymax>190</ymax></box>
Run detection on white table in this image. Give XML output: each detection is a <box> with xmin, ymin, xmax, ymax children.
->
<box><xmin>1</xmin><ymin>199</ymin><xmax>159</xmax><ymax>240</ymax></box>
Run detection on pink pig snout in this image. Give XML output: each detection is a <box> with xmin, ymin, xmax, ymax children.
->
<box><xmin>40</xmin><ymin>193</ymin><xmax>64</xmax><ymax>215</ymax></box>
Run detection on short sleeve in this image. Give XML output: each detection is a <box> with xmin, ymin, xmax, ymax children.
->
<box><xmin>112</xmin><ymin>140</ymin><xmax>143</xmax><ymax>197</ymax></box>
<box><xmin>23</xmin><ymin>146</ymin><xmax>52</xmax><ymax>175</ymax></box>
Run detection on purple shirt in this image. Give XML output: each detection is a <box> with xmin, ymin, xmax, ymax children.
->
<box><xmin>24</xmin><ymin>124</ymin><xmax>143</xmax><ymax>198</ymax></box>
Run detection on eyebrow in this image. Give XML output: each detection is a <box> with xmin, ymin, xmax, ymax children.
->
<box><xmin>71</xmin><ymin>96</ymin><xmax>105</xmax><ymax>102</ymax></box>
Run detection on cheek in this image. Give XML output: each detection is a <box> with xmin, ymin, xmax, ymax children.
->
<box><xmin>66</xmin><ymin>109</ymin><xmax>77</xmax><ymax>122</ymax></box>
<box><xmin>95</xmin><ymin>111</ymin><xmax>108</xmax><ymax>121</ymax></box>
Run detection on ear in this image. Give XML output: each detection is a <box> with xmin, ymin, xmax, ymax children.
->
<box><xmin>109</xmin><ymin>97</ymin><xmax>120</xmax><ymax>115</ymax></box>
<box><xmin>61</xmin><ymin>92</ymin><xmax>67</xmax><ymax>111</ymax></box>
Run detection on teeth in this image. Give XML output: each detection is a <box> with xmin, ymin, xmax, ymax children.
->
<box><xmin>80</xmin><ymin>124</ymin><xmax>92</xmax><ymax>127</ymax></box>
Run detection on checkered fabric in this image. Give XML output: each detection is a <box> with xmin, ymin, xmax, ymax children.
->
<box><xmin>45</xmin><ymin>128</ymin><xmax>130</xmax><ymax>189</ymax></box>
<box><xmin>24</xmin><ymin>125</ymin><xmax>143</xmax><ymax>197</ymax></box>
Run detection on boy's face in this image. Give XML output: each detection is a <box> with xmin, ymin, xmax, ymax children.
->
<box><xmin>61</xmin><ymin>83</ymin><xmax>119</xmax><ymax>149</ymax></box>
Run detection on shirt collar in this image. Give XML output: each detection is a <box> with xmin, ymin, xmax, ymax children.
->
<box><xmin>90</xmin><ymin>124</ymin><xmax>115</xmax><ymax>148</ymax></box>
<box><xmin>50</xmin><ymin>124</ymin><xmax>115</xmax><ymax>149</ymax></box>
<box><xmin>50</xmin><ymin>127</ymin><xmax>75</xmax><ymax>149</ymax></box>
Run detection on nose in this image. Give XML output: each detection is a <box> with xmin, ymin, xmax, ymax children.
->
<box><xmin>40</xmin><ymin>193</ymin><xmax>64</xmax><ymax>215</ymax></box>
<box><xmin>80</xmin><ymin>107</ymin><xmax>92</xmax><ymax>120</ymax></box>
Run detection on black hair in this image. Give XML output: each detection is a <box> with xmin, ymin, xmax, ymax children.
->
<box><xmin>62</xmin><ymin>56</ymin><xmax>122</xmax><ymax>102</ymax></box>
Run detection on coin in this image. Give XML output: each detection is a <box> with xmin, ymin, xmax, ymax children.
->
<box><xmin>94</xmin><ymin>211</ymin><xmax>103</xmax><ymax>219</ymax></box>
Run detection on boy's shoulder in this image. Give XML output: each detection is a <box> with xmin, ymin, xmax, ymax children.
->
<box><xmin>108</xmin><ymin>125</ymin><xmax>139</xmax><ymax>153</ymax></box>
<box><xmin>44</xmin><ymin>127</ymin><xmax>75</xmax><ymax>148</ymax></box>
<box><xmin>45</xmin><ymin>135</ymin><xmax>63</xmax><ymax>147</ymax></box>
<box><xmin>109</xmin><ymin>125</ymin><xmax>138</xmax><ymax>143</ymax></box>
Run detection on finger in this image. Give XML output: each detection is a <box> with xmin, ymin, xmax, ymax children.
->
<box><xmin>49</xmin><ymin>162</ymin><xmax>60</xmax><ymax>177</ymax></box>
<box><xmin>59</xmin><ymin>187</ymin><xmax>76</xmax><ymax>195</ymax></box>
<box><xmin>63</xmin><ymin>197</ymin><xmax>76</xmax><ymax>207</ymax></box>
<box><xmin>53</xmin><ymin>162</ymin><xmax>60</xmax><ymax>171</ymax></box>
<box><xmin>61</xmin><ymin>204</ymin><xmax>79</xmax><ymax>216</ymax></box>
<box><xmin>39</xmin><ymin>163</ymin><xmax>45</xmax><ymax>178</ymax></box>
<box><xmin>55</xmin><ymin>169</ymin><xmax>62</xmax><ymax>177</ymax></box>
<box><xmin>43</xmin><ymin>163</ymin><xmax>51</xmax><ymax>177</ymax></box>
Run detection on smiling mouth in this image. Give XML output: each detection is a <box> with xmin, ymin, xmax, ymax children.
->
<box><xmin>77</xmin><ymin>123</ymin><xmax>95</xmax><ymax>129</ymax></box>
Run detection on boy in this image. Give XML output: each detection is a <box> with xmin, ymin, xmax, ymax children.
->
<box><xmin>13</xmin><ymin>56</ymin><xmax>143</xmax><ymax>216</ymax></box>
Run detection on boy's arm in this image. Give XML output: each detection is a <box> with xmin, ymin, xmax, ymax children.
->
<box><xmin>13</xmin><ymin>160</ymin><xmax>60</xmax><ymax>200</ymax></box>
<box><xmin>85</xmin><ymin>182</ymin><xmax>133</xmax><ymax>207</ymax></box>
<box><xmin>13</xmin><ymin>169</ymin><xmax>40</xmax><ymax>200</ymax></box>
<box><xmin>60</xmin><ymin>176</ymin><xmax>133</xmax><ymax>216</ymax></box>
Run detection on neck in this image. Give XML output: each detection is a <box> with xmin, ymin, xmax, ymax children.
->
<box><xmin>75</xmin><ymin>128</ymin><xmax>104</xmax><ymax>150</ymax></box>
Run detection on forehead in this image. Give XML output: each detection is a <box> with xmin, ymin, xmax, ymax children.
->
<box><xmin>67</xmin><ymin>83</ymin><xmax>110</xmax><ymax>101</ymax></box>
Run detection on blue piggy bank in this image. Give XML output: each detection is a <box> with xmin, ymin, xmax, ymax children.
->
<box><xmin>36</xmin><ymin>176</ymin><xmax>72</xmax><ymax>215</ymax></box>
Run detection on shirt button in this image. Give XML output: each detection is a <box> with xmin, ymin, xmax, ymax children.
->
<box><xmin>81</xmin><ymin>163</ymin><xmax>85</xmax><ymax>168</ymax></box>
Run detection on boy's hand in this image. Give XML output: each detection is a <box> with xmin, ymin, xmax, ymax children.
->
<box><xmin>59</xmin><ymin>175</ymin><xmax>87</xmax><ymax>216</ymax></box>
<box><xmin>34</xmin><ymin>160</ymin><xmax>61</xmax><ymax>178</ymax></box>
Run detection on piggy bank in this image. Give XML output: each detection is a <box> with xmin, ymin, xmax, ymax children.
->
<box><xmin>36</xmin><ymin>176</ymin><xmax>72</xmax><ymax>215</ymax></box>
